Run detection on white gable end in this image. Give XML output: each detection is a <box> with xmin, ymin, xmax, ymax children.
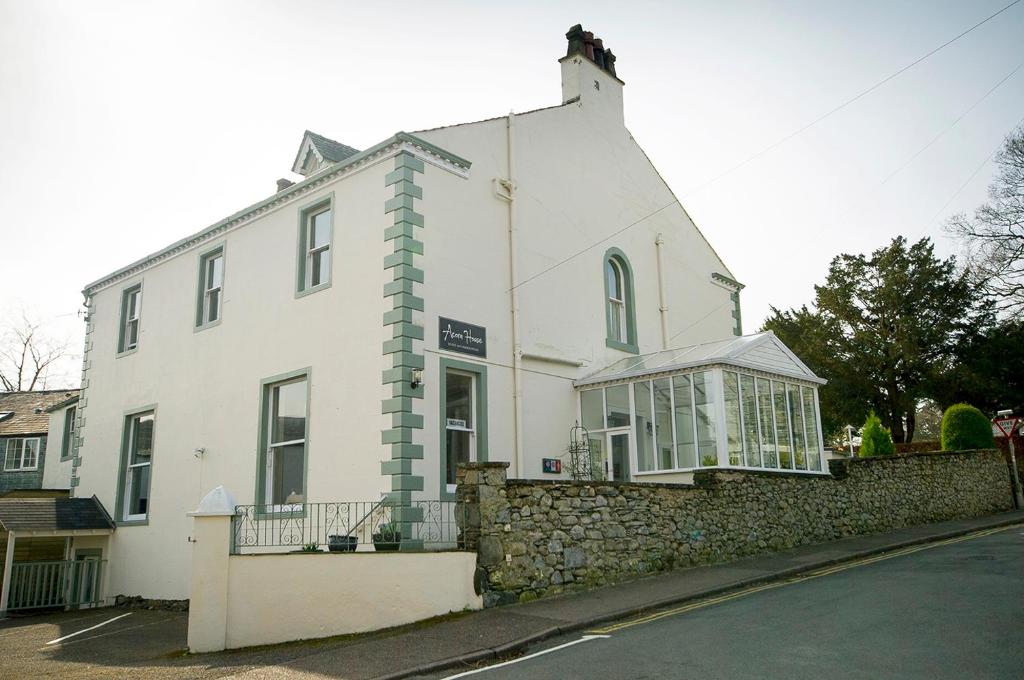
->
<box><xmin>728</xmin><ymin>333</ymin><xmax>821</xmax><ymax>383</ymax></box>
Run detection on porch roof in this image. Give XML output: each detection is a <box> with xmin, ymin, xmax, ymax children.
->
<box><xmin>0</xmin><ymin>496</ymin><xmax>114</xmax><ymax>535</ymax></box>
<box><xmin>575</xmin><ymin>331</ymin><xmax>826</xmax><ymax>388</ymax></box>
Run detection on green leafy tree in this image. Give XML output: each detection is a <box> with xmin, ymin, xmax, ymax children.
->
<box><xmin>930</xmin><ymin>318</ymin><xmax>1024</xmax><ymax>414</ymax></box>
<box><xmin>859</xmin><ymin>411</ymin><xmax>895</xmax><ymax>456</ymax></box>
<box><xmin>764</xmin><ymin>237</ymin><xmax>987</xmax><ymax>443</ymax></box>
<box><xmin>940</xmin><ymin>403</ymin><xmax>995</xmax><ymax>451</ymax></box>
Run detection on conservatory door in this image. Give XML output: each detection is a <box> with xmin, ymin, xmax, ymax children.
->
<box><xmin>591</xmin><ymin>431</ymin><xmax>631</xmax><ymax>481</ymax></box>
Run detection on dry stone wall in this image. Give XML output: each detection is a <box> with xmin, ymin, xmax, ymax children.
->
<box><xmin>456</xmin><ymin>450</ymin><xmax>1013</xmax><ymax>606</ymax></box>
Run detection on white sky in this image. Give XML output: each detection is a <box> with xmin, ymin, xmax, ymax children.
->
<box><xmin>2</xmin><ymin>0</ymin><xmax>1022</xmax><ymax>388</ymax></box>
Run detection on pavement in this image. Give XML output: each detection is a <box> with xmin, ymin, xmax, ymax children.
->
<box><xmin>1</xmin><ymin>510</ymin><xmax>1022</xmax><ymax>679</ymax></box>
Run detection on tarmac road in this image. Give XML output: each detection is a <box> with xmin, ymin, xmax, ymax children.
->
<box><xmin>432</xmin><ymin>526</ymin><xmax>1024</xmax><ymax>680</ymax></box>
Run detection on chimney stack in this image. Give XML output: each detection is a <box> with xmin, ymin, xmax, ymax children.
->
<box><xmin>560</xmin><ymin>24</ymin><xmax>625</xmax><ymax>126</ymax></box>
<box><xmin>564</xmin><ymin>24</ymin><xmax>619</xmax><ymax>79</ymax></box>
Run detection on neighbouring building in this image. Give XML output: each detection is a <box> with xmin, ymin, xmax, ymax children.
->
<box><xmin>0</xmin><ymin>389</ymin><xmax>79</xmax><ymax>495</ymax></box>
<box><xmin>67</xmin><ymin>25</ymin><xmax>826</xmax><ymax>602</ymax></box>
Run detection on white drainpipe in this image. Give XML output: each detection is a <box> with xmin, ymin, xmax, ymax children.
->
<box><xmin>506</xmin><ymin>111</ymin><xmax>525</xmax><ymax>479</ymax></box>
<box><xmin>655</xmin><ymin>233</ymin><xmax>669</xmax><ymax>349</ymax></box>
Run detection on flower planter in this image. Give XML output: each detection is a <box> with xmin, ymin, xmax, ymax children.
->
<box><xmin>372</xmin><ymin>540</ymin><xmax>401</xmax><ymax>552</ymax></box>
<box><xmin>328</xmin><ymin>535</ymin><xmax>358</xmax><ymax>553</ymax></box>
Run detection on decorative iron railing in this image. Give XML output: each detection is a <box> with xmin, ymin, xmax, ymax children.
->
<box><xmin>6</xmin><ymin>559</ymin><xmax>106</xmax><ymax>611</ymax></box>
<box><xmin>230</xmin><ymin>501</ymin><xmax>466</xmax><ymax>554</ymax></box>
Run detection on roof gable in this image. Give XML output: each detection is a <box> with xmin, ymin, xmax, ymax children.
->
<box><xmin>291</xmin><ymin>131</ymin><xmax>361</xmax><ymax>176</ymax></box>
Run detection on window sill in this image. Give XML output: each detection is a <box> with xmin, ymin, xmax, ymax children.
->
<box><xmin>605</xmin><ymin>338</ymin><xmax>638</xmax><ymax>354</ymax></box>
<box><xmin>194</xmin><ymin>318</ymin><xmax>223</xmax><ymax>334</ymax></box>
<box><xmin>116</xmin><ymin>347</ymin><xmax>139</xmax><ymax>359</ymax></box>
<box><xmin>295</xmin><ymin>281</ymin><xmax>332</xmax><ymax>299</ymax></box>
<box><xmin>116</xmin><ymin>518</ymin><xmax>149</xmax><ymax>527</ymax></box>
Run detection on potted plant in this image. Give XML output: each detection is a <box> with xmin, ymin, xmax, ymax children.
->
<box><xmin>372</xmin><ymin>521</ymin><xmax>401</xmax><ymax>551</ymax></box>
<box><xmin>327</xmin><ymin>534</ymin><xmax>358</xmax><ymax>553</ymax></box>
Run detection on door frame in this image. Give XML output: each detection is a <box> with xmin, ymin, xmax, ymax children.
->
<box><xmin>438</xmin><ymin>357</ymin><xmax>488</xmax><ymax>500</ymax></box>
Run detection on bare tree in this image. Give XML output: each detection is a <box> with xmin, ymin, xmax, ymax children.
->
<box><xmin>0</xmin><ymin>312</ymin><xmax>70</xmax><ymax>391</ymax></box>
<box><xmin>947</xmin><ymin>125</ymin><xmax>1024</xmax><ymax>318</ymax></box>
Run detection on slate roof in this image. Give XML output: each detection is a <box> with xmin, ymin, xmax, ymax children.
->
<box><xmin>0</xmin><ymin>390</ymin><xmax>80</xmax><ymax>437</ymax></box>
<box><xmin>0</xmin><ymin>496</ymin><xmax>114</xmax><ymax>533</ymax></box>
<box><xmin>305</xmin><ymin>131</ymin><xmax>360</xmax><ymax>163</ymax></box>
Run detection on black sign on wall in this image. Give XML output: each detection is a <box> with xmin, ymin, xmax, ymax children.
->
<box><xmin>439</xmin><ymin>317</ymin><xmax>487</xmax><ymax>358</ymax></box>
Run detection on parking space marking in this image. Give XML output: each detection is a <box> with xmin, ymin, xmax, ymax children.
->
<box><xmin>441</xmin><ymin>635</ymin><xmax>611</xmax><ymax>678</ymax></box>
<box><xmin>46</xmin><ymin>612</ymin><xmax>132</xmax><ymax>645</ymax></box>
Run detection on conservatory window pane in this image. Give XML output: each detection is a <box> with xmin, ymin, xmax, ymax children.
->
<box><xmin>605</xmin><ymin>384</ymin><xmax>630</xmax><ymax>428</ymax></box>
<box><xmin>653</xmin><ymin>378</ymin><xmax>673</xmax><ymax>470</ymax></box>
<box><xmin>723</xmin><ymin>372</ymin><xmax>742</xmax><ymax>466</ymax></box>
<box><xmin>634</xmin><ymin>381</ymin><xmax>655</xmax><ymax>472</ymax></box>
<box><xmin>694</xmin><ymin>371</ymin><xmax>718</xmax><ymax>466</ymax></box>
<box><xmin>788</xmin><ymin>383</ymin><xmax>807</xmax><ymax>469</ymax></box>
<box><xmin>757</xmin><ymin>378</ymin><xmax>777</xmax><ymax>468</ymax></box>
<box><xmin>740</xmin><ymin>374</ymin><xmax>761</xmax><ymax>467</ymax></box>
<box><xmin>802</xmin><ymin>387</ymin><xmax>822</xmax><ymax>471</ymax></box>
<box><xmin>773</xmin><ymin>382</ymin><xmax>793</xmax><ymax>469</ymax></box>
<box><xmin>580</xmin><ymin>389</ymin><xmax>604</xmax><ymax>432</ymax></box>
<box><xmin>673</xmin><ymin>375</ymin><xmax>696</xmax><ymax>468</ymax></box>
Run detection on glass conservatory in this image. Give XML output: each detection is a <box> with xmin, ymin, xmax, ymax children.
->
<box><xmin>574</xmin><ymin>332</ymin><xmax>827</xmax><ymax>483</ymax></box>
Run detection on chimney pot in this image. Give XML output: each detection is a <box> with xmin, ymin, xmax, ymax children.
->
<box><xmin>593</xmin><ymin>38</ymin><xmax>606</xmax><ymax>69</ymax></box>
<box><xmin>583</xmin><ymin>31</ymin><xmax>595</xmax><ymax>61</ymax></box>
<box><xmin>276</xmin><ymin>178</ymin><xmax>295</xmax><ymax>192</ymax></box>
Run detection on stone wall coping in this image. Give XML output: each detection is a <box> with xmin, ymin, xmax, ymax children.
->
<box><xmin>504</xmin><ymin>477</ymin><xmax>697</xmax><ymax>490</ymax></box>
<box><xmin>833</xmin><ymin>448</ymin><xmax>998</xmax><ymax>467</ymax></box>
<box><xmin>460</xmin><ymin>462</ymin><xmax>511</xmax><ymax>471</ymax></box>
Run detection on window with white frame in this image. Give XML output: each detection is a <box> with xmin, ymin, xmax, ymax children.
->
<box><xmin>579</xmin><ymin>369</ymin><xmax>824</xmax><ymax>475</ymax></box>
<box><xmin>121</xmin><ymin>411</ymin><xmax>155</xmax><ymax>521</ymax></box>
<box><xmin>606</xmin><ymin>259</ymin><xmax>626</xmax><ymax>343</ymax></box>
<box><xmin>197</xmin><ymin>248</ymin><xmax>224</xmax><ymax>326</ymax></box>
<box><xmin>297</xmin><ymin>200</ymin><xmax>332</xmax><ymax>293</ymax></box>
<box><xmin>61</xmin><ymin>405</ymin><xmax>77</xmax><ymax>460</ymax></box>
<box><xmin>118</xmin><ymin>285</ymin><xmax>142</xmax><ymax>353</ymax></box>
<box><xmin>3</xmin><ymin>438</ymin><xmax>40</xmax><ymax>471</ymax></box>
<box><xmin>263</xmin><ymin>376</ymin><xmax>308</xmax><ymax>508</ymax></box>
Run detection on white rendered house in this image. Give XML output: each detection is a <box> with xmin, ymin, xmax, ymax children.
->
<box><xmin>67</xmin><ymin>25</ymin><xmax>825</xmax><ymax>601</ymax></box>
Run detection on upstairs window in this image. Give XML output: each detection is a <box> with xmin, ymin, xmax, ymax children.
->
<box><xmin>603</xmin><ymin>248</ymin><xmax>637</xmax><ymax>353</ymax></box>
<box><xmin>296</xmin><ymin>195</ymin><xmax>333</xmax><ymax>295</ymax></box>
<box><xmin>196</xmin><ymin>247</ymin><xmax>225</xmax><ymax>328</ymax></box>
<box><xmin>4</xmin><ymin>438</ymin><xmax>40</xmax><ymax>472</ymax></box>
<box><xmin>61</xmin><ymin>405</ymin><xmax>77</xmax><ymax>460</ymax></box>
<box><xmin>118</xmin><ymin>284</ymin><xmax>142</xmax><ymax>354</ymax></box>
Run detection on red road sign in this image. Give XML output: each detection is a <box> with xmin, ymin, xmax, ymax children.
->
<box><xmin>993</xmin><ymin>417</ymin><xmax>1021</xmax><ymax>438</ymax></box>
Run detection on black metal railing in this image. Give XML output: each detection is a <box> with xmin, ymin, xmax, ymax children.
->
<box><xmin>230</xmin><ymin>500</ymin><xmax>465</xmax><ymax>554</ymax></box>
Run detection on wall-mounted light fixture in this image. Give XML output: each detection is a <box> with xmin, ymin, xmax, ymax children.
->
<box><xmin>410</xmin><ymin>369</ymin><xmax>423</xmax><ymax>390</ymax></box>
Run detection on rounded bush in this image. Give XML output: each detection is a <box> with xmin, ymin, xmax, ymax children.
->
<box><xmin>940</xmin><ymin>403</ymin><xmax>994</xmax><ymax>451</ymax></box>
<box><xmin>859</xmin><ymin>412</ymin><xmax>895</xmax><ymax>457</ymax></box>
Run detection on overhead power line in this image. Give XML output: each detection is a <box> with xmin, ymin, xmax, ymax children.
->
<box><xmin>683</xmin><ymin>0</ymin><xmax>1023</xmax><ymax>197</ymax></box>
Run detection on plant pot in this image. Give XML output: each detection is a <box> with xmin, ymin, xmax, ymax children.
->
<box><xmin>328</xmin><ymin>535</ymin><xmax>358</xmax><ymax>553</ymax></box>
<box><xmin>373</xmin><ymin>540</ymin><xmax>401</xmax><ymax>552</ymax></box>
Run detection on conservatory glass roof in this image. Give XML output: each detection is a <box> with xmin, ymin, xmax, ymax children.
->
<box><xmin>575</xmin><ymin>331</ymin><xmax>825</xmax><ymax>388</ymax></box>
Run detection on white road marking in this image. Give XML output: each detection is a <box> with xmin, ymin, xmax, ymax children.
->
<box><xmin>442</xmin><ymin>635</ymin><xmax>611</xmax><ymax>678</ymax></box>
<box><xmin>46</xmin><ymin>612</ymin><xmax>132</xmax><ymax>645</ymax></box>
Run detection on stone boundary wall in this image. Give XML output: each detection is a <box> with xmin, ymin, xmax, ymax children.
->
<box><xmin>456</xmin><ymin>450</ymin><xmax>1014</xmax><ymax>606</ymax></box>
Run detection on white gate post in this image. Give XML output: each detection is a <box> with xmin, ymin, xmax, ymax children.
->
<box><xmin>1</xmin><ymin>531</ymin><xmax>16</xmax><ymax>617</ymax></box>
<box><xmin>186</xmin><ymin>486</ymin><xmax>236</xmax><ymax>653</ymax></box>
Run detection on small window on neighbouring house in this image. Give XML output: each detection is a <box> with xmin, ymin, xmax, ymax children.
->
<box><xmin>197</xmin><ymin>249</ymin><xmax>224</xmax><ymax>327</ymax></box>
<box><xmin>62</xmin><ymin>406</ymin><xmax>77</xmax><ymax>460</ymax></box>
<box><xmin>4</xmin><ymin>438</ymin><xmax>40</xmax><ymax>472</ymax></box>
<box><xmin>119</xmin><ymin>285</ymin><xmax>142</xmax><ymax>353</ymax></box>
<box><xmin>121</xmin><ymin>411</ymin><xmax>155</xmax><ymax>521</ymax></box>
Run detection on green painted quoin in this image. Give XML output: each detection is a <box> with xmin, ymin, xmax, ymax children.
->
<box><xmin>382</xmin><ymin>151</ymin><xmax>427</xmax><ymax>550</ymax></box>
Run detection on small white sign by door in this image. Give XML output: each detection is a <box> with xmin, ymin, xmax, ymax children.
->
<box><xmin>446</xmin><ymin>418</ymin><xmax>467</xmax><ymax>429</ymax></box>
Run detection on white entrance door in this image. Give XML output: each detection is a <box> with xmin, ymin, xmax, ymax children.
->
<box><xmin>589</xmin><ymin>430</ymin><xmax>632</xmax><ymax>481</ymax></box>
<box><xmin>445</xmin><ymin>369</ymin><xmax>477</xmax><ymax>494</ymax></box>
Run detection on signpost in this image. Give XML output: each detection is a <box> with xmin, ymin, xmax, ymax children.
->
<box><xmin>992</xmin><ymin>412</ymin><xmax>1023</xmax><ymax>509</ymax></box>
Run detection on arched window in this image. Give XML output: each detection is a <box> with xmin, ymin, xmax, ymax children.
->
<box><xmin>603</xmin><ymin>248</ymin><xmax>637</xmax><ymax>353</ymax></box>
